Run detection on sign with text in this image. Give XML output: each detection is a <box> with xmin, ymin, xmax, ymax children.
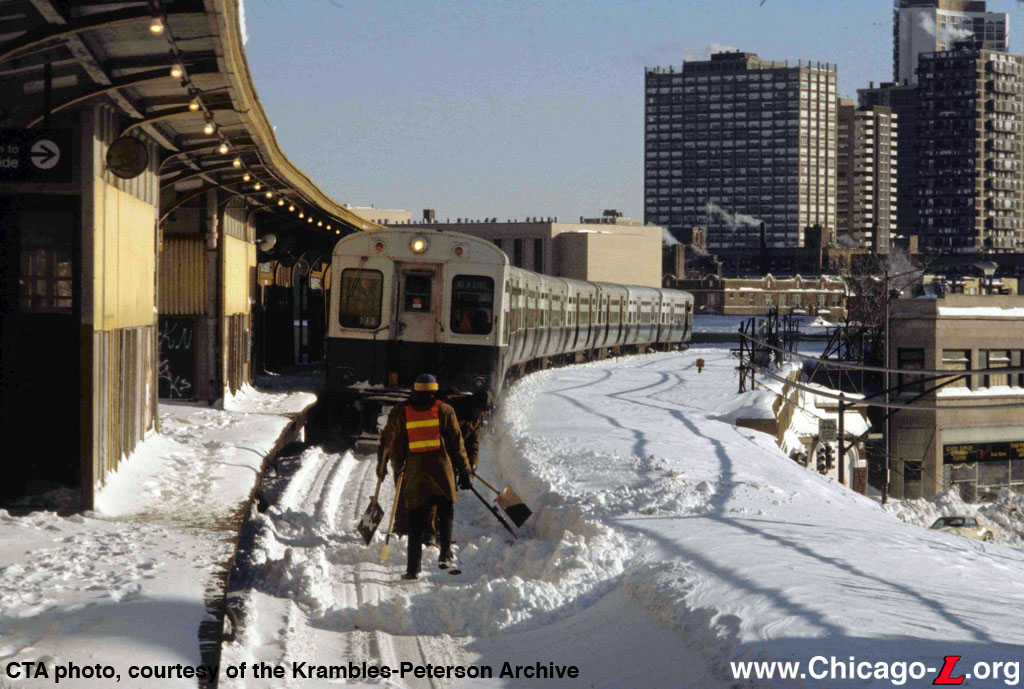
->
<box><xmin>0</xmin><ymin>129</ymin><xmax>74</xmax><ymax>183</ymax></box>
<box><xmin>818</xmin><ymin>418</ymin><xmax>837</xmax><ymax>443</ymax></box>
<box><xmin>943</xmin><ymin>441</ymin><xmax>1024</xmax><ymax>464</ymax></box>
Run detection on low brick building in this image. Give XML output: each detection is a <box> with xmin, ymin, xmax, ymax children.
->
<box><xmin>677</xmin><ymin>274</ymin><xmax>846</xmax><ymax>318</ymax></box>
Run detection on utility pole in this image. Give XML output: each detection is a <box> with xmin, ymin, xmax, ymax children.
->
<box><xmin>882</xmin><ymin>268</ymin><xmax>890</xmax><ymax>505</ymax></box>
<box><xmin>838</xmin><ymin>394</ymin><xmax>846</xmax><ymax>486</ymax></box>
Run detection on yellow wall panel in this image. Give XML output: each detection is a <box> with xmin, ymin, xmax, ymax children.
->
<box><xmin>223</xmin><ymin>234</ymin><xmax>251</xmax><ymax>316</ymax></box>
<box><xmin>96</xmin><ymin>183</ymin><xmax>156</xmax><ymax>331</ymax></box>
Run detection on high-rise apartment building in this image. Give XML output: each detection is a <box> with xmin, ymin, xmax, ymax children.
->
<box><xmin>916</xmin><ymin>44</ymin><xmax>1024</xmax><ymax>253</ymax></box>
<box><xmin>644</xmin><ymin>52</ymin><xmax>838</xmax><ymax>251</ymax></box>
<box><xmin>837</xmin><ymin>100</ymin><xmax>899</xmax><ymax>252</ymax></box>
<box><xmin>859</xmin><ymin>82</ymin><xmax>919</xmax><ymax>237</ymax></box>
<box><xmin>894</xmin><ymin>0</ymin><xmax>1008</xmax><ymax>86</ymax></box>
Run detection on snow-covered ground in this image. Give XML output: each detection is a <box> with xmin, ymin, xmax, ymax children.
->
<box><xmin>0</xmin><ymin>389</ymin><xmax>314</xmax><ymax>688</ymax></box>
<box><xmin>224</xmin><ymin>348</ymin><xmax>1024</xmax><ymax>688</ymax></box>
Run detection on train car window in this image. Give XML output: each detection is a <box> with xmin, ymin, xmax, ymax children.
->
<box><xmin>403</xmin><ymin>273</ymin><xmax>433</xmax><ymax>312</ymax></box>
<box><xmin>451</xmin><ymin>275</ymin><xmax>494</xmax><ymax>335</ymax></box>
<box><xmin>339</xmin><ymin>268</ymin><xmax>383</xmax><ymax>329</ymax></box>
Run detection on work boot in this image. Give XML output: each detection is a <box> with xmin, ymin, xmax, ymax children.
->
<box><xmin>438</xmin><ymin>555</ymin><xmax>461</xmax><ymax>575</ymax></box>
<box><xmin>402</xmin><ymin>571</ymin><xmax>419</xmax><ymax>580</ymax></box>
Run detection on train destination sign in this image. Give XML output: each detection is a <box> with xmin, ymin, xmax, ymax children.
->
<box><xmin>0</xmin><ymin>129</ymin><xmax>73</xmax><ymax>183</ymax></box>
<box><xmin>942</xmin><ymin>441</ymin><xmax>1024</xmax><ymax>464</ymax></box>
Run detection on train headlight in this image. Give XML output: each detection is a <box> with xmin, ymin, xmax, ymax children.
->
<box><xmin>410</xmin><ymin>237</ymin><xmax>429</xmax><ymax>254</ymax></box>
<box><xmin>374</xmin><ymin>241</ymin><xmax>385</xmax><ymax>252</ymax></box>
<box><xmin>454</xmin><ymin>245</ymin><xmax>464</xmax><ymax>257</ymax></box>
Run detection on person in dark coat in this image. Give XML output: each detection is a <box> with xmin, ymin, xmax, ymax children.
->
<box><xmin>382</xmin><ymin>374</ymin><xmax>471</xmax><ymax>579</ymax></box>
<box><xmin>441</xmin><ymin>388</ymin><xmax>492</xmax><ymax>471</ymax></box>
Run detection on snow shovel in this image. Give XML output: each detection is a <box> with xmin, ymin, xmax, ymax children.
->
<box><xmin>472</xmin><ymin>472</ymin><xmax>532</xmax><ymax>528</ymax></box>
<box><xmin>356</xmin><ymin>475</ymin><xmax>385</xmax><ymax>546</ymax></box>
<box><xmin>380</xmin><ymin>472</ymin><xmax>405</xmax><ymax>563</ymax></box>
<box><xmin>469</xmin><ymin>484</ymin><xmax>517</xmax><ymax>539</ymax></box>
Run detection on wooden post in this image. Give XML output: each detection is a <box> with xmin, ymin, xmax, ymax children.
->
<box><xmin>838</xmin><ymin>396</ymin><xmax>846</xmax><ymax>486</ymax></box>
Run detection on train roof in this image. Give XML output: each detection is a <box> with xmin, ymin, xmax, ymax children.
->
<box><xmin>334</xmin><ymin>226</ymin><xmax>509</xmax><ymax>266</ymax></box>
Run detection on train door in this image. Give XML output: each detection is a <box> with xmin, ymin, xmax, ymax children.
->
<box><xmin>396</xmin><ymin>268</ymin><xmax>439</xmax><ymax>342</ymax></box>
<box><xmin>572</xmin><ymin>292</ymin><xmax>581</xmax><ymax>349</ymax></box>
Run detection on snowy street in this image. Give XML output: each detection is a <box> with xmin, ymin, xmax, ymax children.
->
<box><xmin>222</xmin><ymin>348</ymin><xmax>1024</xmax><ymax>688</ymax></box>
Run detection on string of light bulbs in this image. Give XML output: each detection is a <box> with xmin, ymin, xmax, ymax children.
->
<box><xmin>150</xmin><ymin>0</ymin><xmax>341</xmax><ymax>234</ymax></box>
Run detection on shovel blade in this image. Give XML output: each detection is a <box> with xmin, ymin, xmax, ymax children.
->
<box><xmin>357</xmin><ymin>499</ymin><xmax>385</xmax><ymax>546</ymax></box>
<box><xmin>496</xmin><ymin>487</ymin><xmax>532</xmax><ymax>527</ymax></box>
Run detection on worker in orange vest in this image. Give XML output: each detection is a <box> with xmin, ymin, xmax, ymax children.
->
<box><xmin>382</xmin><ymin>373</ymin><xmax>472</xmax><ymax>579</ymax></box>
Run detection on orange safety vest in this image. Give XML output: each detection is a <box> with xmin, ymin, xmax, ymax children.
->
<box><xmin>405</xmin><ymin>400</ymin><xmax>442</xmax><ymax>453</ymax></box>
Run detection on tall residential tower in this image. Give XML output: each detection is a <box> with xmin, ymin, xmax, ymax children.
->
<box><xmin>644</xmin><ymin>52</ymin><xmax>837</xmax><ymax>251</ymax></box>
<box><xmin>916</xmin><ymin>44</ymin><xmax>1024</xmax><ymax>253</ymax></box>
<box><xmin>894</xmin><ymin>0</ymin><xmax>1008</xmax><ymax>86</ymax></box>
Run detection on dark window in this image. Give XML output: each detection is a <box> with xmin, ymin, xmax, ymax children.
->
<box><xmin>450</xmin><ymin>275</ymin><xmax>494</xmax><ymax>335</ymax></box>
<box><xmin>339</xmin><ymin>269</ymin><xmax>383</xmax><ymax>329</ymax></box>
<box><xmin>19</xmin><ymin>211</ymin><xmax>73</xmax><ymax>313</ymax></box>
<box><xmin>941</xmin><ymin>349</ymin><xmax>971</xmax><ymax>389</ymax></box>
<box><xmin>494</xmin><ymin>238</ymin><xmax>503</xmax><ymax>252</ymax></box>
<box><xmin>513</xmin><ymin>238</ymin><xmax>523</xmax><ymax>267</ymax></box>
<box><xmin>898</xmin><ymin>348</ymin><xmax>925</xmax><ymax>393</ymax></box>
<box><xmin>533</xmin><ymin>238</ymin><xmax>544</xmax><ymax>272</ymax></box>
<box><xmin>403</xmin><ymin>273</ymin><xmax>433</xmax><ymax>312</ymax></box>
<box><xmin>984</xmin><ymin>349</ymin><xmax>1011</xmax><ymax>388</ymax></box>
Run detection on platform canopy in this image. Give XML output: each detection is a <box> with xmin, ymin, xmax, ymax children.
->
<box><xmin>0</xmin><ymin>0</ymin><xmax>379</xmax><ymax>235</ymax></box>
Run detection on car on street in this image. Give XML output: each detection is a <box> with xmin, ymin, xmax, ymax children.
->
<box><xmin>929</xmin><ymin>515</ymin><xmax>997</xmax><ymax>542</ymax></box>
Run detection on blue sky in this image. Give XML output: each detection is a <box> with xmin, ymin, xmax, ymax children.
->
<box><xmin>243</xmin><ymin>0</ymin><xmax>1024</xmax><ymax>223</ymax></box>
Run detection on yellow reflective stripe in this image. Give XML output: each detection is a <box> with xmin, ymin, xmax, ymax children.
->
<box><xmin>409</xmin><ymin>439</ymin><xmax>442</xmax><ymax>450</ymax></box>
<box><xmin>406</xmin><ymin>419</ymin><xmax>440</xmax><ymax>429</ymax></box>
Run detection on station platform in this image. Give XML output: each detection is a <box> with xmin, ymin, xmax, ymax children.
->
<box><xmin>0</xmin><ymin>387</ymin><xmax>316</xmax><ymax>688</ymax></box>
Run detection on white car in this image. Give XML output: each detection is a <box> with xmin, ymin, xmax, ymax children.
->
<box><xmin>929</xmin><ymin>515</ymin><xmax>997</xmax><ymax>542</ymax></box>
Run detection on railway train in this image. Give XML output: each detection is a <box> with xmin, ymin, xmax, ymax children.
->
<box><xmin>325</xmin><ymin>227</ymin><xmax>693</xmax><ymax>413</ymax></box>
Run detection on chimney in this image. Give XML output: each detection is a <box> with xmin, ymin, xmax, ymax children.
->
<box><xmin>423</xmin><ymin>208</ymin><xmax>435</xmax><ymax>222</ymax></box>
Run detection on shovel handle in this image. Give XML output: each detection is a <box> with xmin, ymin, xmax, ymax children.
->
<box><xmin>381</xmin><ymin>472</ymin><xmax>405</xmax><ymax>554</ymax></box>
<box><xmin>371</xmin><ymin>473</ymin><xmax>384</xmax><ymax>504</ymax></box>
<box><xmin>469</xmin><ymin>484</ymin><xmax>517</xmax><ymax>539</ymax></box>
<box><xmin>471</xmin><ymin>471</ymin><xmax>501</xmax><ymax>495</ymax></box>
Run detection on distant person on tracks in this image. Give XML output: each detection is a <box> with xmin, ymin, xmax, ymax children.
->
<box><xmin>381</xmin><ymin>374</ymin><xmax>472</xmax><ymax>579</ymax></box>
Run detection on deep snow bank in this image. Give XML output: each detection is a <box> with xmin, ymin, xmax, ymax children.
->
<box><xmin>884</xmin><ymin>488</ymin><xmax>1024</xmax><ymax>546</ymax></box>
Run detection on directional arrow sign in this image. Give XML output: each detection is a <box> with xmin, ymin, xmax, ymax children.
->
<box><xmin>30</xmin><ymin>139</ymin><xmax>60</xmax><ymax>170</ymax></box>
<box><xmin>0</xmin><ymin>129</ymin><xmax>73</xmax><ymax>183</ymax></box>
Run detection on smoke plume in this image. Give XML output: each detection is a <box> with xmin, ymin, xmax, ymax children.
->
<box><xmin>919</xmin><ymin>14</ymin><xmax>973</xmax><ymax>45</ymax></box>
<box><xmin>704</xmin><ymin>201</ymin><xmax>763</xmax><ymax>228</ymax></box>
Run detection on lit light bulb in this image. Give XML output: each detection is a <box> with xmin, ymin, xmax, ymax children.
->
<box><xmin>265</xmin><ymin>191</ymin><xmax>273</xmax><ymax>199</ymax></box>
<box><xmin>298</xmin><ymin>211</ymin><xmax>304</xmax><ymax>218</ymax></box>
<box><xmin>253</xmin><ymin>182</ymin><xmax>261</xmax><ymax>191</ymax></box>
<box><xmin>335</xmin><ymin>229</ymin><xmax>341</xmax><ymax>235</ymax></box>
<box><xmin>203</xmin><ymin>122</ymin><xmax>215</xmax><ymax>135</ymax></box>
<box><xmin>170</xmin><ymin>64</ymin><xmax>183</xmax><ymax>79</ymax></box>
<box><xmin>149</xmin><ymin>18</ymin><xmax>164</xmax><ymax>34</ymax></box>
<box><xmin>277</xmin><ymin>198</ymin><xmax>285</xmax><ymax>206</ymax></box>
<box><xmin>218</xmin><ymin>143</ymin><xmax>228</xmax><ymax>154</ymax></box>
<box><xmin>326</xmin><ymin>224</ymin><xmax>331</xmax><ymax>230</ymax></box>
<box><xmin>317</xmin><ymin>221</ymin><xmax>322</xmax><ymax>227</ymax></box>
<box><xmin>188</xmin><ymin>98</ymin><xmax>200</xmax><ymax>111</ymax></box>
<box><xmin>242</xmin><ymin>173</ymin><xmax>251</xmax><ymax>182</ymax></box>
<box><xmin>232</xmin><ymin>157</ymin><xmax>241</xmax><ymax>168</ymax></box>
<box><xmin>307</xmin><ymin>217</ymin><xmax>313</xmax><ymax>223</ymax></box>
<box><xmin>289</xmin><ymin>205</ymin><xmax>295</xmax><ymax>212</ymax></box>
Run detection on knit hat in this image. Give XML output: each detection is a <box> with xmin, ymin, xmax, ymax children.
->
<box><xmin>413</xmin><ymin>373</ymin><xmax>439</xmax><ymax>392</ymax></box>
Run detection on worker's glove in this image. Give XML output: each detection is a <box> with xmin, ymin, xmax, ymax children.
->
<box><xmin>376</xmin><ymin>464</ymin><xmax>388</xmax><ymax>482</ymax></box>
<box><xmin>457</xmin><ymin>471</ymin><xmax>472</xmax><ymax>490</ymax></box>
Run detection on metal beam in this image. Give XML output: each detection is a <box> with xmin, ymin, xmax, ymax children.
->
<box><xmin>0</xmin><ymin>6</ymin><xmax>204</xmax><ymax>66</ymax></box>
<box><xmin>161</xmin><ymin>164</ymin><xmax>241</xmax><ymax>191</ymax></box>
<box><xmin>25</xmin><ymin>65</ymin><xmax>217</xmax><ymax>127</ymax></box>
<box><xmin>119</xmin><ymin>104</ymin><xmax>235</xmax><ymax>137</ymax></box>
<box><xmin>159</xmin><ymin>141</ymin><xmax>256</xmax><ymax>169</ymax></box>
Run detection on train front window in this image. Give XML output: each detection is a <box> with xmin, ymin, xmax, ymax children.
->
<box><xmin>403</xmin><ymin>273</ymin><xmax>433</xmax><ymax>312</ymax></box>
<box><xmin>339</xmin><ymin>269</ymin><xmax>383</xmax><ymax>329</ymax></box>
<box><xmin>451</xmin><ymin>274</ymin><xmax>494</xmax><ymax>335</ymax></box>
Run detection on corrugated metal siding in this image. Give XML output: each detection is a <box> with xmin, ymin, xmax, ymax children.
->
<box><xmin>159</xmin><ymin>237</ymin><xmax>207</xmax><ymax>315</ymax></box>
<box><xmin>92</xmin><ymin>326</ymin><xmax>153</xmax><ymax>487</ymax></box>
<box><xmin>225</xmin><ymin>313</ymin><xmax>249</xmax><ymax>394</ymax></box>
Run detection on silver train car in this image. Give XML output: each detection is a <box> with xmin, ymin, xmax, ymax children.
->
<box><xmin>326</xmin><ymin>227</ymin><xmax>693</xmax><ymax>397</ymax></box>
